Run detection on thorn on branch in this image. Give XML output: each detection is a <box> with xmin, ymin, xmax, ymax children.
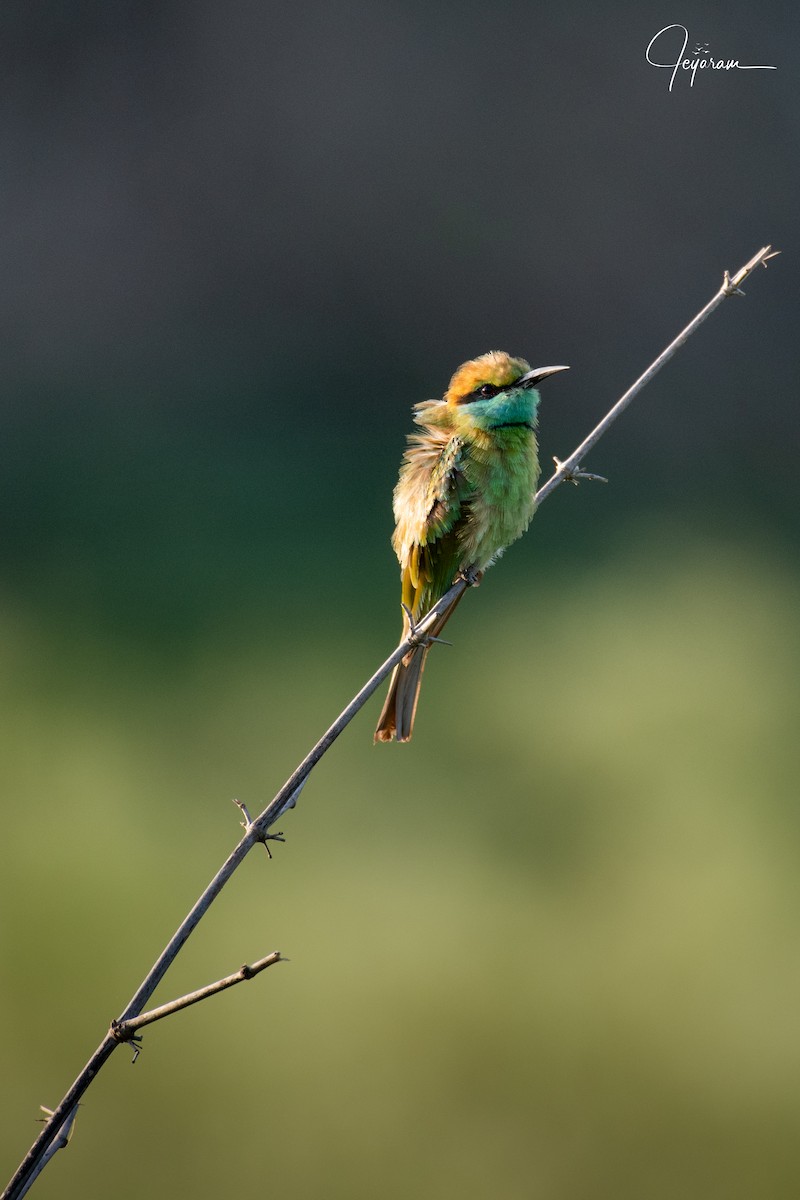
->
<box><xmin>37</xmin><ymin>1106</ymin><xmax>79</xmax><ymax>1146</ymax></box>
<box><xmin>722</xmin><ymin>269</ymin><xmax>746</xmax><ymax>297</ymax></box>
<box><xmin>402</xmin><ymin>602</ymin><xmax>455</xmax><ymax>650</ymax></box>
<box><xmin>552</xmin><ymin>457</ymin><xmax>609</xmax><ymax>486</ymax></box>
<box><xmin>232</xmin><ymin>796</ymin><xmax>252</xmax><ymax>826</ymax></box>
<box><xmin>259</xmin><ymin>832</ymin><xmax>286</xmax><ymax>859</ymax></box>
<box><xmin>233</xmin><ymin>797</ymin><xmax>288</xmax><ymax>854</ymax></box>
<box><xmin>109</xmin><ymin>1019</ymin><xmax>144</xmax><ymax>1063</ymax></box>
<box><xmin>724</xmin><ymin>245</ymin><xmax>781</xmax><ymax>296</ymax></box>
<box><xmin>401</xmin><ymin>601</ymin><xmax>423</xmax><ymax>646</ymax></box>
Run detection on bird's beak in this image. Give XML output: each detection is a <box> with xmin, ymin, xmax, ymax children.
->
<box><xmin>518</xmin><ymin>365</ymin><xmax>570</xmax><ymax>389</ymax></box>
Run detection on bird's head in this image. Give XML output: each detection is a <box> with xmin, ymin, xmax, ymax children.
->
<box><xmin>444</xmin><ymin>350</ymin><xmax>568</xmax><ymax>433</ymax></box>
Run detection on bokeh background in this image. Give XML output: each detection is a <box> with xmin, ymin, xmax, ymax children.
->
<box><xmin>1</xmin><ymin>2</ymin><xmax>798</xmax><ymax>1197</ymax></box>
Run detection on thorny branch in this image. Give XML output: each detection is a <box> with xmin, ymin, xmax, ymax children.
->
<box><xmin>2</xmin><ymin>244</ymin><xmax>778</xmax><ymax>1200</ymax></box>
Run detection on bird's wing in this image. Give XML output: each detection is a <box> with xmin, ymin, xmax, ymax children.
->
<box><xmin>392</xmin><ymin>431</ymin><xmax>471</xmax><ymax>621</ymax></box>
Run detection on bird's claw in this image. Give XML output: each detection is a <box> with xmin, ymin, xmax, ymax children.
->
<box><xmin>458</xmin><ymin>565</ymin><xmax>483</xmax><ymax>587</ymax></box>
<box><xmin>552</xmin><ymin>456</ymin><xmax>608</xmax><ymax>486</ymax></box>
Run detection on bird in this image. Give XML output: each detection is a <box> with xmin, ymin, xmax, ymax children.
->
<box><xmin>374</xmin><ymin>350</ymin><xmax>568</xmax><ymax>743</ymax></box>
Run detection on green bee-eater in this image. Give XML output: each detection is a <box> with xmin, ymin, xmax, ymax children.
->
<box><xmin>375</xmin><ymin>350</ymin><xmax>568</xmax><ymax>743</ymax></box>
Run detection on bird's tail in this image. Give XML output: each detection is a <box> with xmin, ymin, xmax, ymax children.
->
<box><xmin>373</xmin><ymin>643</ymin><xmax>429</xmax><ymax>744</ymax></box>
<box><xmin>374</xmin><ymin>589</ymin><xmax>466</xmax><ymax>743</ymax></box>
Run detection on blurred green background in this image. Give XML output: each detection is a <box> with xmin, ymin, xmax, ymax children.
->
<box><xmin>1</xmin><ymin>2</ymin><xmax>798</xmax><ymax>1197</ymax></box>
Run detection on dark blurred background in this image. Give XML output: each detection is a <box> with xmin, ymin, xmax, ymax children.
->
<box><xmin>1</xmin><ymin>2</ymin><xmax>798</xmax><ymax>1198</ymax></box>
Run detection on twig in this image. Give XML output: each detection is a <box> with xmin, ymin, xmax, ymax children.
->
<box><xmin>535</xmin><ymin>244</ymin><xmax>779</xmax><ymax>504</ymax></box>
<box><xmin>2</xmin><ymin>245</ymin><xmax>778</xmax><ymax>1200</ymax></box>
<box><xmin>111</xmin><ymin>953</ymin><xmax>283</xmax><ymax>1046</ymax></box>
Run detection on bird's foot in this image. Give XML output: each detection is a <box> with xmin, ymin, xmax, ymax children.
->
<box><xmin>552</xmin><ymin>456</ymin><xmax>608</xmax><ymax>486</ymax></box>
<box><xmin>458</xmin><ymin>565</ymin><xmax>484</xmax><ymax>587</ymax></box>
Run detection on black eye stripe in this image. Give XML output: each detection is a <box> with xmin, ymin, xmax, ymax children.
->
<box><xmin>455</xmin><ymin>380</ymin><xmax>516</xmax><ymax>405</ymax></box>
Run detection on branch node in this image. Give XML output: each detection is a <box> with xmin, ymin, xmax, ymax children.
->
<box><xmin>109</xmin><ymin>1019</ymin><xmax>143</xmax><ymax>1062</ymax></box>
<box><xmin>234</xmin><ymin>797</ymin><xmax>287</xmax><ymax>855</ymax></box>
<box><xmin>552</xmin><ymin>456</ymin><xmax>609</xmax><ymax>486</ymax></box>
<box><xmin>722</xmin><ymin>269</ymin><xmax>746</xmax><ymax>297</ymax></box>
<box><xmin>724</xmin><ymin>245</ymin><xmax>780</xmax><ymax>294</ymax></box>
<box><xmin>402</xmin><ymin>601</ymin><xmax>455</xmax><ymax>650</ymax></box>
<box><xmin>37</xmin><ymin>1106</ymin><xmax>79</xmax><ymax>1147</ymax></box>
<box><xmin>255</xmin><ymin>830</ymin><xmax>286</xmax><ymax>859</ymax></box>
<box><xmin>109</xmin><ymin>1018</ymin><xmax>141</xmax><ymax>1045</ymax></box>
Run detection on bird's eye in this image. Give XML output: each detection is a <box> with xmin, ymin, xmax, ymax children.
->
<box><xmin>478</xmin><ymin>383</ymin><xmax>497</xmax><ymax>398</ymax></box>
